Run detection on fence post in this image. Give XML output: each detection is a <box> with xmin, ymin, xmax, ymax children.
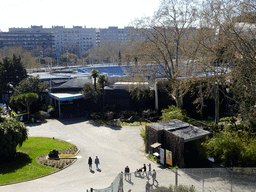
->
<box><xmin>175</xmin><ymin>168</ymin><xmax>178</xmax><ymax>186</ymax></box>
<box><xmin>120</xmin><ymin>172</ymin><xmax>124</xmax><ymax>192</ymax></box>
<box><xmin>202</xmin><ymin>171</ymin><xmax>204</xmax><ymax>192</ymax></box>
<box><xmin>111</xmin><ymin>182</ymin><xmax>113</xmax><ymax>192</ymax></box>
<box><xmin>230</xmin><ymin>170</ymin><xmax>233</xmax><ymax>192</ymax></box>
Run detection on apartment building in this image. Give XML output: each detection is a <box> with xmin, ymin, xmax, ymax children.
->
<box><xmin>100</xmin><ymin>26</ymin><xmax>134</xmax><ymax>43</ymax></box>
<box><xmin>5</xmin><ymin>25</ymin><xmax>134</xmax><ymax>57</ymax></box>
<box><xmin>0</xmin><ymin>31</ymin><xmax>54</xmax><ymax>50</ymax></box>
<box><xmin>9</xmin><ymin>25</ymin><xmax>97</xmax><ymax>57</ymax></box>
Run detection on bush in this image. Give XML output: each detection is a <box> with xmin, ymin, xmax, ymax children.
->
<box><xmin>0</xmin><ymin>118</ymin><xmax>28</xmax><ymax>163</ymax></box>
<box><xmin>207</xmin><ymin>122</ymin><xmax>225</xmax><ymax>133</ymax></box>
<box><xmin>205</xmin><ymin>129</ymin><xmax>256</xmax><ymax>167</ymax></box>
<box><xmin>90</xmin><ymin>112</ymin><xmax>101</xmax><ymax>120</ymax></box>
<box><xmin>34</xmin><ymin>111</ymin><xmax>48</xmax><ymax>121</ymax></box>
<box><xmin>161</xmin><ymin>105</ymin><xmax>187</xmax><ymax>122</ymax></box>
<box><xmin>140</xmin><ymin>127</ymin><xmax>146</xmax><ymax>147</ymax></box>
<box><xmin>105</xmin><ymin>111</ymin><xmax>114</xmax><ymax>120</ymax></box>
<box><xmin>48</xmin><ymin>105</ymin><xmax>59</xmax><ymax>117</ymax></box>
<box><xmin>220</xmin><ymin>116</ymin><xmax>237</xmax><ymax>125</ymax></box>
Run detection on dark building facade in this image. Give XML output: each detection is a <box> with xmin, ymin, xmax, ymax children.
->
<box><xmin>0</xmin><ymin>32</ymin><xmax>54</xmax><ymax>50</ymax></box>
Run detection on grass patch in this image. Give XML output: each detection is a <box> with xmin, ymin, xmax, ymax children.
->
<box><xmin>0</xmin><ymin>137</ymin><xmax>76</xmax><ymax>185</ymax></box>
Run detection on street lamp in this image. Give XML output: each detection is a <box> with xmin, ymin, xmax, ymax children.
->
<box><xmin>39</xmin><ymin>51</ymin><xmax>43</xmax><ymax>66</ymax></box>
<box><xmin>66</xmin><ymin>50</ymin><xmax>68</xmax><ymax>67</ymax></box>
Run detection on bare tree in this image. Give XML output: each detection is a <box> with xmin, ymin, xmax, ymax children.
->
<box><xmin>131</xmin><ymin>0</ymin><xmax>200</xmax><ymax>108</ymax></box>
<box><xmin>198</xmin><ymin>0</ymin><xmax>256</xmax><ymax>124</ymax></box>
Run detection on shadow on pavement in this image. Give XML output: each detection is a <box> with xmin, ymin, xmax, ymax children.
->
<box><xmin>25</xmin><ymin>121</ymin><xmax>47</xmax><ymax>127</ymax></box>
<box><xmin>125</xmin><ymin>179</ymin><xmax>134</xmax><ymax>185</ymax></box>
<box><xmin>87</xmin><ymin>120</ymin><xmax>123</xmax><ymax>131</ymax></box>
<box><xmin>57</xmin><ymin>117</ymin><xmax>88</xmax><ymax>125</ymax></box>
<box><xmin>0</xmin><ymin>152</ymin><xmax>32</xmax><ymax>174</ymax></box>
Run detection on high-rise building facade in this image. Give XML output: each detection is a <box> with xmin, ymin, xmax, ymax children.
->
<box><xmin>0</xmin><ymin>31</ymin><xmax>54</xmax><ymax>50</ymax></box>
<box><xmin>9</xmin><ymin>25</ymin><xmax>96</xmax><ymax>58</ymax></box>
<box><xmin>100</xmin><ymin>26</ymin><xmax>133</xmax><ymax>43</ymax></box>
<box><xmin>4</xmin><ymin>25</ymin><xmax>134</xmax><ymax>58</ymax></box>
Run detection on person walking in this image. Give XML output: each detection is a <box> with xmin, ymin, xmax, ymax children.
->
<box><xmin>88</xmin><ymin>157</ymin><xmax>92</xmax><ymax>170</ymax></box>
<box><xmin>148</xmin><ymin>163</ymin><xmax>151</xmax><ymax>175</ymax></box>
<box><xmin>152</xmin><ymin>169</ymin><xmax>158</xmax><ymax>185</ymax></box>
<box><xmin>124</xmin><ymin>166</ymin><xmax>130</xmax><ymax>180</ymax></box>
<box><xmin>95</xmin><ymin>156</ymin><xmax>100</xmax><ymax>169</ymax></box>
<box><xmin>142</xmin><ymin>164</ymin><xmax>147</xmax><ymax>176</ymax></box>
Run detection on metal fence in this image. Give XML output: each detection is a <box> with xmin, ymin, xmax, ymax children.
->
<box><xmin>178</xmin><ymin>168</ymin><xmax>256</xmax><ymax>192</ymax></box>
<box><xmin>121</xmin><ymin>168</ymin><xmax>256</xmax><ymax>192</ymax></box>
<box><xmin>91</xmin><ymin>172</ymin><xmax>123</xmax><ymax>192</ymax></box>
<box><xmin>87</xmin><ymin>168</ymin><xmax>256</xmax><ymax>192</ymax></box>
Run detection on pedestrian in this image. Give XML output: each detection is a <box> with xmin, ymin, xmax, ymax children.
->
<box><xmin>95</xmin><ymin>156</ymin><xmax>100</xmax><ymax>169</ymax></box>
<box><xmin>148</xmin><ymin>163</ymin><xmax>152</xmax><ymax>176</ymax></box>
<box><xmin>124</xmin><ymin>166</ymin><xmax>130</xmax><ymax>180</ymax></box>
<box><xmin>152</xmin><ymin>169</ymin><xmax>158</xmax><ymax>185</ymax></box>
<box><xmin>142</xmin><ymin>164</ymin><xmax>147</xmax><ymax>176</ymax></box>
<box><xmin>88</xmin><ymin>157</ymin><xmax>92</xmax><ymax>170</ymax></box>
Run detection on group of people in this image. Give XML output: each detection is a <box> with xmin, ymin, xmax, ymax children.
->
<box><xmin>125</xmin><ymin>163</ymin><xmax>158</xmax><ymax>185</ymax></box>
<box><xmin>135</xmin><ymin>163</ymin><xmax>151</xmax><ymax>176</ymax></box>
<box><xmin>88</xmin><ymin>156</ymin><xmax>100</xmax><ymax>170</ymax></box>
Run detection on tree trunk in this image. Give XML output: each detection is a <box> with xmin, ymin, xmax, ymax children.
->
<box><xmin>94</xmin><ymin>77</ymin><xmax>97</xmax><ymax>90</ymax></box>
<box><xmin>27</xmin><ymin>105</ymin><xmax>30</xmax><ymax>121</ymax></box>
<box><xmin>214</xmin><ymin>85</ymin><xmax>220</xmax><ymax>124</ymax></box>
<box><xmin>200</xmin><ymin>86</ymin><xmax>204</xmax><ymax>114</ymax></box>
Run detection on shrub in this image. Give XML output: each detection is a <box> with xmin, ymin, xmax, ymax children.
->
<box><xmin>34</xmin><ymin>111</ymin><xmax>48</xmax><ymax>121</ymax></box>
<box><xmin>220</xmin><ymin>116</ymin><xmax>237</xmax><ymax>125</ymax></box>
<box><xmin>205</xmin><ymin>129</ymin><xmax>256</xmax><ymax>167</ymax></box>
<box><xmin>105</xmin><ymin>111</ymin><xmax>114</xmax><ymax>120</ymax></box>
<box><xmin>36</xmin><ymin>146</ymin><xmax>78</xmax><ymax>169</ymax></box>
<box><xmin>161</xmin><ymin>105</ymin><xmax>187</xmax><ymax>122</ymax></box>
<box><xmin>48</xmin><ymin>105</ymin><xmax>59</xmax><ymax>117</ymax></box>
<box><xmin>91</xmin><ymin>112</ymin><xmax>101</xmax><ymax>120</ymax></box>
<box><xmin>207</xmin><ymin>122</ymin><xmax>225</xmax><ymax>133</ymax></box>
<box><xmin>0</xmin><ymin>118</ymin><xmax>28</xmax><ymax>162</ymax></box>
<box><xmin>140</xmin><ymin>127</ymin><xmax>146</xmax><ymax>147</ymax></box>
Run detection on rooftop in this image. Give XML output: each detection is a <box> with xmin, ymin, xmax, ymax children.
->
<box><xmin>150</xmin><ymin>119</ymin><xmax>211</xmax><ymax>142</ymax></box>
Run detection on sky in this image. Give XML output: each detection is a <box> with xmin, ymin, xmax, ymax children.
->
<box><xmin>0</xmin><ymin>0</ymin><xmax>161</xmax><ymax>32</ymax></box>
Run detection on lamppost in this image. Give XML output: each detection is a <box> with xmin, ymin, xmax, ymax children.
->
<box><xmin>66</xmin><ymin>50</ymin><xmax>68</xmax><ymax>67</ymax></box>
<box><xmin>39</xmin><ymin>51</ymin><xmax>43</xmax><ymax>66</ymax></box>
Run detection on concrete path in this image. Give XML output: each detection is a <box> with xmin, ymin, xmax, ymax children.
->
<box><xmin>1</xmin><ymin>118</ymin><xmax>255</xmax><ymax>192</ymax></box>
<box><xmin>0</xmin><ymin>118</ymin><xmax>172</xmax><ymax>192</ymax></box>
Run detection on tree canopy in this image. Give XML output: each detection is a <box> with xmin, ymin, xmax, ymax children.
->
<box><xmin>0</xmin><ymin>118</ymin><xmax>28</xmax><ymax>163</ymax></box>
<box><xmin>91</xmin><ymin>69</ymin><xmax>99</xmax><ymax>90</ymax></box>
<box><xmin>10</xmin><ymin>92</ymin><xmax>39</xmax><ymax>120</ymax></box>
<box><xmin>80</xmin><ymin>83</ymin><xmax>101</xmax><ymax>103</ymax></box>
<box><xmin>0</xmin><ymin>55</ymin><xmax>27</xmax><ymax>94</ymax></box>
<box><xmin>12</xmin><ymin>76</ymin><xmax>47</xmax><ymax>97</ymax></box>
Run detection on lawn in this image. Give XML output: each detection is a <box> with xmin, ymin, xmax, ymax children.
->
<box><xmin>0</xmin><ymin>137</ymin><xmax>76</xmax><ymax>185</ymax></box>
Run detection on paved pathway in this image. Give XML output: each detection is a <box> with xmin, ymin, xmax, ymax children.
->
<box><xmin>1</xmin><ymin>118</ymin><xmax>255</xmax><ymax>192</ymax></box>
<box><xmin>0</xmin><ymin>118</ymin><xmax>172</xmax><ymax>192</ymax></box>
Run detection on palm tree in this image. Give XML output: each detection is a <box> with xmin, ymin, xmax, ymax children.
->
<box><xmin>90</xmin><ymin>69</ymin><xmax>99</xmax><ymax>90</ymax></box>
<box><xmin>98</xmin><ymin>74</ymin><xmax>107</xmax><ymax>110</ymax></box>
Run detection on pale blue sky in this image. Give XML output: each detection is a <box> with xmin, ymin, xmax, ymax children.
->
<box><xmin>0</xmin><ymin>0</ymin><xmax>160</xmax><ymax>32</ymax></box>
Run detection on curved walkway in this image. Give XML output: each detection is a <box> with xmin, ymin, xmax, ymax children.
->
<box><xmin>0</xmin><ymin>118</ymin><xmax>165</xmax><ymax>192</ymax></box>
